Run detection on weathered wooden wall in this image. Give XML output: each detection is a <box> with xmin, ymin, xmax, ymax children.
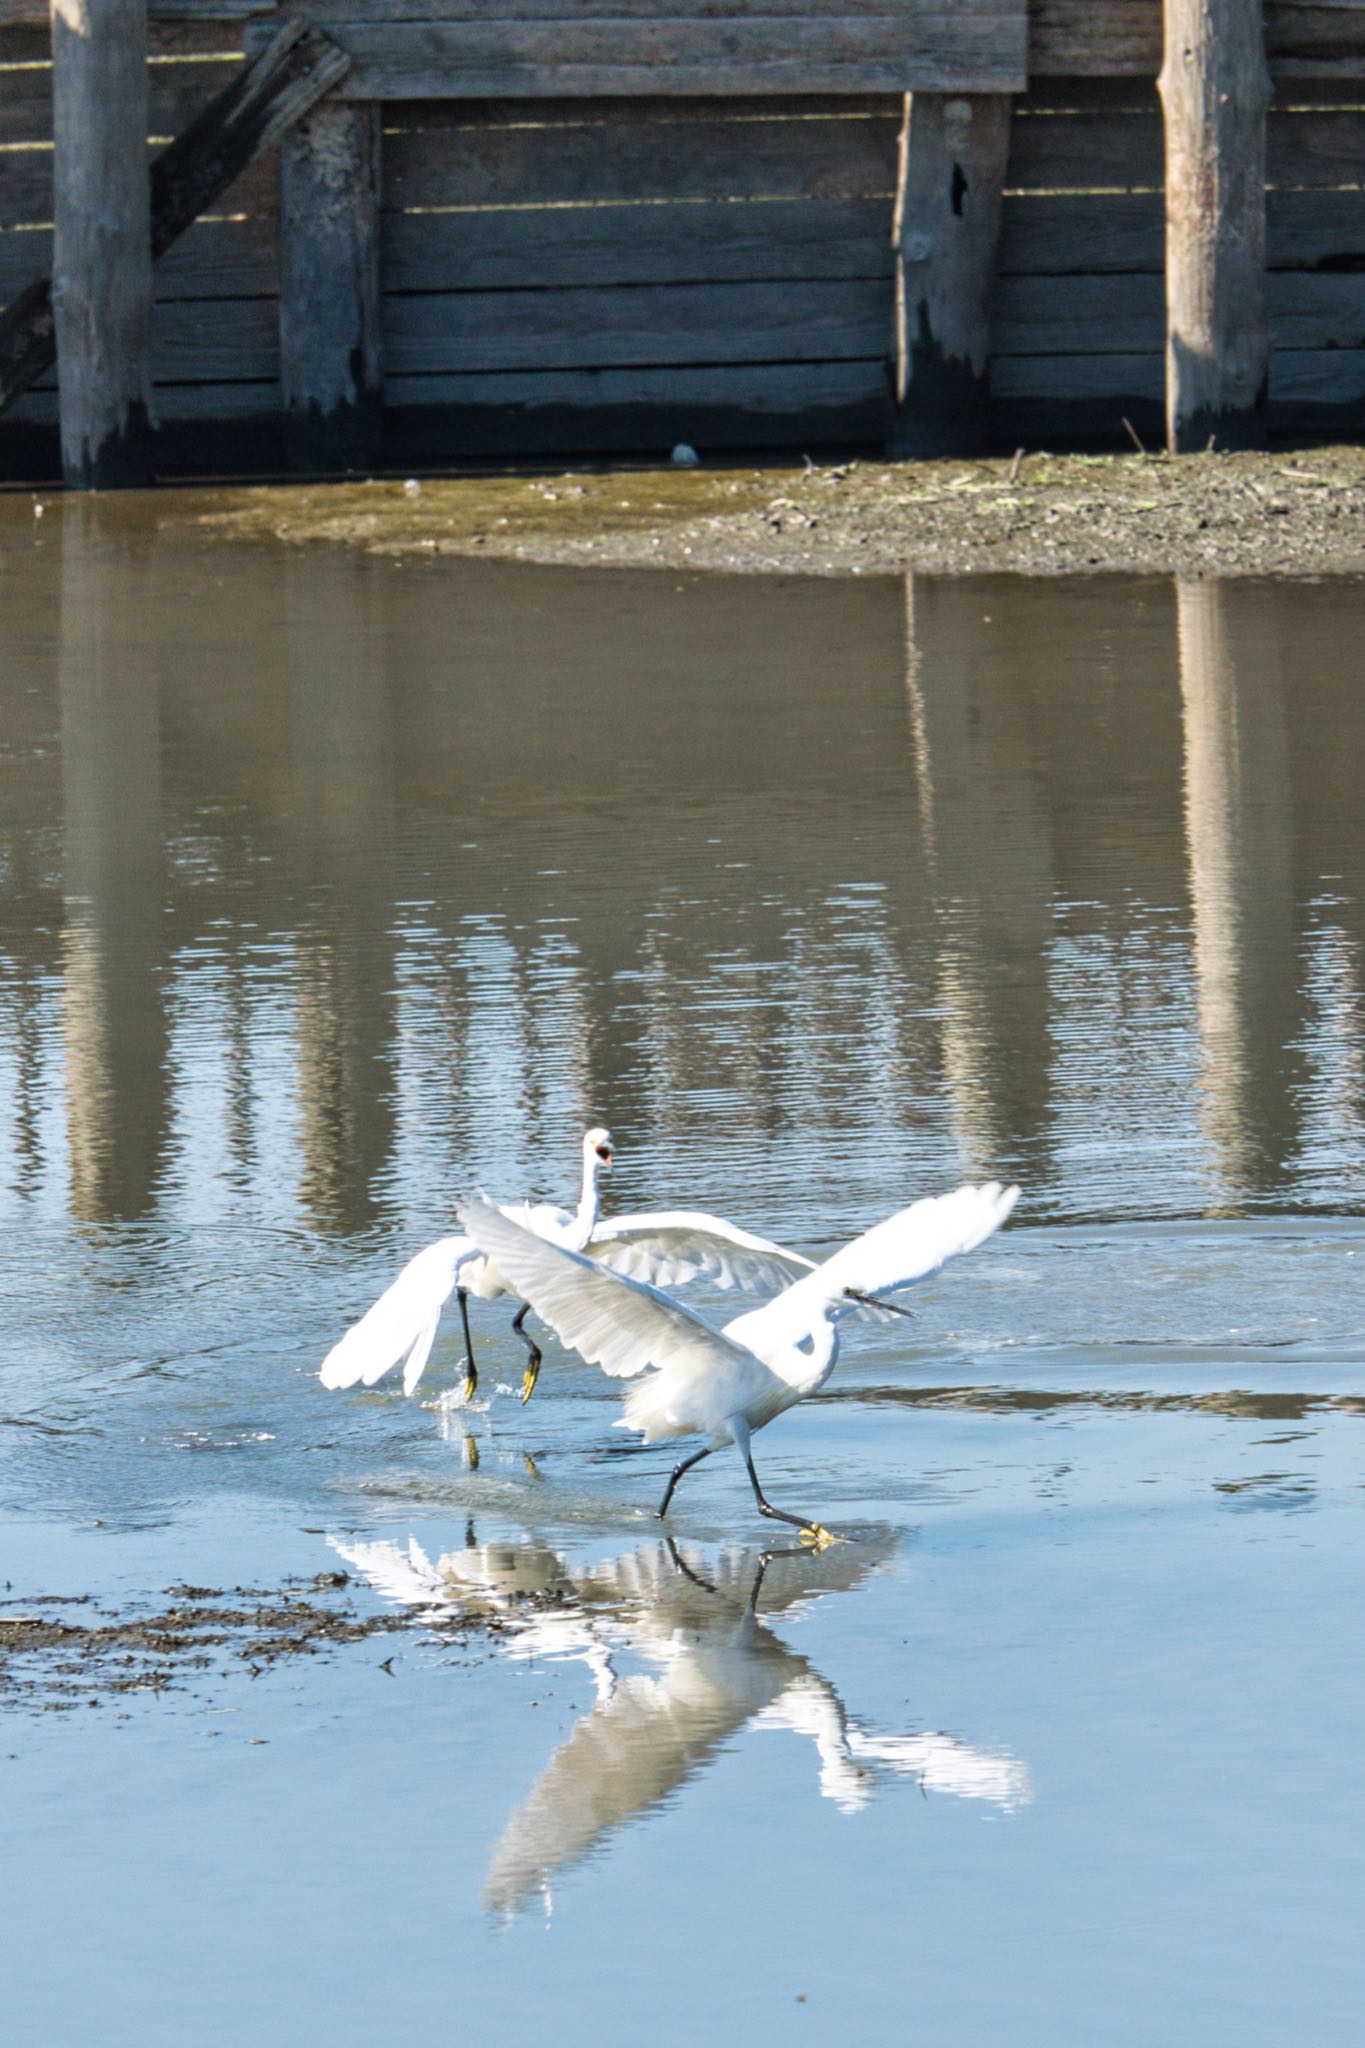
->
<box><xmin>3</xmin><ymin>1</ymin><xmax>1365</xmax><ymax>478</ymax></box>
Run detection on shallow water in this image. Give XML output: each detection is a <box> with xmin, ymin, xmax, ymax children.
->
<box><xmin>3</xmin><ymin>498</ymin><xmax>1365</xmax><ymax>2044</ymax></box>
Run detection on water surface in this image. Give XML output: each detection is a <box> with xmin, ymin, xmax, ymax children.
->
<box><xmin>2</xmin><ymin>498</ymin><xmax>1365</xmax><ymax>2044</ymax></box>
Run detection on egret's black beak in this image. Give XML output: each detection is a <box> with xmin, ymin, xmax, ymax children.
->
<box><xmin>843</xmin><ymin>1287</ymin><xmax>916</xmax><ymax>1319</ymax></box>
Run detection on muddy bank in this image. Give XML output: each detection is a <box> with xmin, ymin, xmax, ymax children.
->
<box><xmin>198</xmin><ymin>446</ymin><xmax>1365</xmax><ymax>579</ymax></box>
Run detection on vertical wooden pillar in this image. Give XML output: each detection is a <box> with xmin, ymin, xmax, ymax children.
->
<box><xmin>50</xmin><ymin>0</ymin><xmax>155</xmax><ymax>488</ymax></box>
<box><xmin>1159</xmin><ymin>0</ymin><xmax>1270</xmax><ymax>452</ymax></box>
<box><xmin>890</xmin><ymin>92</ymin><xmax>1011</xmax><ymax>459</ymax></box>
<box><xmin>280</xmin><ymin>102</ymin><xmax>382</xmax><ymax>473</ymax></box>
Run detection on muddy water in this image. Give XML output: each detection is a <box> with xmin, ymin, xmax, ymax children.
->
<box><xmin>3</xmin><ymin>497</ymin><xmax>1365</xmax><ymax>2045</ymax></box>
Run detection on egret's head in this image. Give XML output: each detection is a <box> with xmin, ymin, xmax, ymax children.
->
<box><xmin>584</xmin><ymin>1126</ymin><xmax>614</xmax><ymax>1171</ymax></box>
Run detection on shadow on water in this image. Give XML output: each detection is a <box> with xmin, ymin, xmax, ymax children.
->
<box><xmin>333</xmin><ymin>1523</ymin><xmax>1030</xmax><ymax>1918</ymax></box>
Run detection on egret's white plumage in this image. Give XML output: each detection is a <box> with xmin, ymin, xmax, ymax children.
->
<box><xmin>319</xmin><ymin>1126</ymin><xmax>821</xmax><ymax>1402</ymax></box>
<box><xmin>457</xmin><ymin>1180</ymin><xmax>1020</xmax><ymax>1538</ymax></box>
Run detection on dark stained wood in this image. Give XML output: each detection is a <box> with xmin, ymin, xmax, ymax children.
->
<box><xmin>890</xmin><ymin>89</ymin><xmax>1012</xmax><ymax>455</ymax></box>
<box><xmin>1160</xmin><ymin>0</ymin><xmax>1270</xmax><ymax>449</ymax></box>
<box><xmin>280</xmin><ymin>101</ymin><xmax>381</xmax><ymax>469</ymax></box>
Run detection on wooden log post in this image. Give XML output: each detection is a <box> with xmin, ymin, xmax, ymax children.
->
<box><xmin>50</xmin><ymin>0</ymin><xmax>155</xmax><ymax>488</ymax></box>
<box><xmin>279</xmin><ymin>103</ymin><xmax>383</xmax><ymax>473</ymax></box>
<box><xmin>889</xmin><ymin>92</ymin><xmax>1012</xmax><ymax>458</ymax></box>
<box><xmin>1158</xmin><ymin>0</ymin><xmax>1270</xmax><ymax>452</ymax></box>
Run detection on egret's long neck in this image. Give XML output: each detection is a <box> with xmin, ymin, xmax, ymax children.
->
<box><xmin>573</xmin><ymin>1148</ymin><xmax>601</xmax><ymax>1237</ymax></box>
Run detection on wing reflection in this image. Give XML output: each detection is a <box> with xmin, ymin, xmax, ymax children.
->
<box><xmin>333</xmin><ymin>1527</ymin><xmax>1031</xmax><ymax>1917</ymax></box>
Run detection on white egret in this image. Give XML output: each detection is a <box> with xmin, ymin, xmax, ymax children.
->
<box><xmin>457</xmin><ymin>1181</ymin><xmax>1019</xmax><ymax>1543</ymax></box>
<box><xmin>319</xmin><ymin>1126</ymin><xmax>826</xmax><ymax>1405</ymax></box>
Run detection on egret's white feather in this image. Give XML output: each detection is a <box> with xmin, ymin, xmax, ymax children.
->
<box><xmin>319</xmin><ymin>1235</ymin><xmax>472</xmax><ymax>1391</ymax></box>
<box><xmin>585</xmin><ymin>1212</ymin><xmax>815</xmax><ymax>1295</ymax></box>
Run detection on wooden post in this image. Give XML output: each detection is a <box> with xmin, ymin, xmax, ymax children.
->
<box><xmin>50</xmin><ymin>0</ymin><xmax>155</xmax><ymax>488</ymax></box>
<box><xmin>1159</xmin><ymin>0</ymin><xmax>1270</xmax><ymax>452</ymax></box>
<box><xmin>890</xmin><ymin>92</ymin><xmax>1011</xmax><ymax>459</ymax></box>
<box><xmin>280</xmin><ymin>104</ymin><xmax>383</xmax><ymax>473</ymax></box>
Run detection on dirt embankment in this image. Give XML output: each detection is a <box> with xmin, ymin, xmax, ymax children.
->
<box><xmin>200</xmin><ymin>446</ymin><xmax>1365</xmax><ymax>580</ymax></box>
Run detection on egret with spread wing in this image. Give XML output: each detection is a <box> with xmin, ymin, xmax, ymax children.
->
<box><xmin>319</xmin><ymin>1126</ymin><xmax>823</xmax><ymax>1405</ymax></box>
<box><xmin>456</xmin><ymin>1181</ymin><xmax>1020</xmax><ymax>1543</ymax></box>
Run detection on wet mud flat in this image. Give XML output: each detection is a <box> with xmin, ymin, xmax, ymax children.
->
<box><xmin>198</xmin><ymin>445</ymin><xmax>1365</xmax><ymax>580</ymax></box>
<box><xmin>0</xmin><ymin>1571</ymin><xmax>525</xmax><ymax>1712</ymax></box>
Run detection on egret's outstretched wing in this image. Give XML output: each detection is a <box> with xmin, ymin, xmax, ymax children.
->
<box><xmin>727</xmin><ymin>1183</ymin><xmax>1019</xmax><ymax>1347</ymax></box>
<box><xmin>319</xmin><ymin>1234</ymin><xmax>473</xmax><ymax>1395</ymax></box>
<box><xmin>585</xmin><ymin>1212</ymin><xmax>815</xmax><ymax>1295</ymax></box>
<box><xmin>457</xmin><ymin>1195</ymin><xmax>755</xmax><ymax>1384</ymax></box>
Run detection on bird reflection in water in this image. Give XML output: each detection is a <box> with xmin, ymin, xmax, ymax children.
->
<box><xmin>333</xmin><ymin>1527</ymin><xmax>1031</xmax><ymax>1917</ymax></box>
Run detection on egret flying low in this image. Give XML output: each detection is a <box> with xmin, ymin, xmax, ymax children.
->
<box><xmin>319</xmin><ymin>1126</ymin><xmax>834</xmax><ymax>1405</ymax></box>
<box><xmin>456</xmin><ymin>1180</ymin><xmax>1020</xmax><ymax>1544</ymax></box>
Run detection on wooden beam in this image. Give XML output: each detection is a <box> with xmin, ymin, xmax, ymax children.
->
<box><xmin>280</xmin><ymin>101</ymin><xmax>382</xmax><ymax>471</ymax></box>
<box><xmin>1159</xmin><ymin>0</ymin><xmax>1270</xmax><ymax>451</ymax></box>
<box><xmin>246</xmin><ymin>9</ymin><xmax>1029</xmax><ymax>96</ymax></box>
<box><xmin>890</xmin><ymin>91</ymin><xmax>1011</xmax><ymax>457</ymax></box>
<box><xmin>0</xmin><ymin>19</ymin><xmax>348</xmax><ymax>424</ymax></box>
<box><xmin>50</xmin><ymin>0</ymin><xmax>155</xmax><ymax>488</ymax></box>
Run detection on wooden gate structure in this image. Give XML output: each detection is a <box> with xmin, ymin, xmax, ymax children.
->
<box><xmin>2</xmin><ymin>1</ymin><xmax>1365</xmax><ymax>487</ymax></box>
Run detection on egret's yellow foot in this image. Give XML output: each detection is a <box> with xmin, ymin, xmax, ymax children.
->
<box><xmin>461</xmin><ymin>1366</ymin><xmax>478</xmax><ymax>1405</ymax></box>
<box><xmin>521</xmin><ymin>1358</ymin><xmax>541</xmax><ymax>1404</ymax></box>
<box><xmin>799</xmin><ymin>1523</ymin><xmax>844</xmax><ymax>1552</ymax></box>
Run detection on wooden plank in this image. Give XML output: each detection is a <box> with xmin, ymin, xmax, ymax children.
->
<box><xmin>994</xmin><ymin>269</ymin><xmax>1365</xmax><ymax>350</ymax></box>
<box><xmin>383</xmin><ymin>91</ymin><xmax>897</xmax><ymax>128</ymax></box>
<box><xmin>50</xmin><ymin>0</ymin><xmax>155</xmax><ymax>487</ymax></box>
<box><xmin>1160</xmin><ymin>0</ymin><xmax>1270</xmax><ymax>450</ymax></box>
<box><xmin>0</xmin><ymin>57</ymin><xmax>242</xmax><ymax>146</ymax></box>
<box><xmin>1000</xmin><ymin>186</ymin><xmax>1365</xmax><ymax>274</ymax></box>
<box><xmin>382</xmin><ymin>197</ymin><xmax>892</xmax><ymax>292</ymax></box>
<box><xmin>2</xmin><ymin>215</ymin><xmax>278</xmax><ymax>306</ymax></box>
<box><xmin>0</xmin><ymin>21</ymin><xmax>341</xmax><ymax>421</ymax></box>
<box><xmin>280</xmin><ymin>99</ymin><xmax>381</xmax><ymax>469</ymax></box>
<box><xmin>1027</xmin><ymin>1</ymin><xmax>1161</xmax><ymax>76</ymax></box>
<box><xmin>891</xmin><ymin>89</ymin><xmax>1011</xmax><ymax>455</ymax></box>
<box><xmin>252</xmin><ymin>18</ymin><xmax>1028</xmax><ymax>96</ymax></box>
<box><xmin>381</xmin><ymin>358</ymin><xmax>889</xmax><ymax>456</ymax></box>
<box><xmin>1004</xmin><ymin>104</ymin><xmax>1365</xmax><ymax>192</ymax></box>
<box><xmin>10</xmin><ymin>378</ymin><xmax>278</xmax><ymax>423</ymax></box>
<box><xmin>382</xmin><ymin>109</ymin><xmax>900</xmax><ymax>208</ymax></box>
<box><xmin>21</xmin><ymin>294</ymin><xmax>276</xmax><ymax>384</ymax></box>
<box><xmin>382</xmin><ymin>276</ymin><xmax>892</xmax><ymax>374</ymax></box>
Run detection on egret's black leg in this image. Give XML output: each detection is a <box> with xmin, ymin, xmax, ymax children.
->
<box><xmin>512</xmin><ymin>1301</ymin><xmax>543</xmax><ymax>1404</ymax></box>
<box><xmin>658</xmin><ymin>1445</ymin><xmax>713</xmax><ymax>1519</ymax></box>
<box><xmin>742</xmin><ymin>1448</ymin><xmax>835</xmax><ymax>1549</ymax></box>
<box><xmin>456</xmin><ymin>1287</ymin><xmax>478</xmax><ymax>1402</ymax></box>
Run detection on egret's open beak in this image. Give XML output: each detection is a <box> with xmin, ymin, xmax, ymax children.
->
<box><xmin>844</xmin><ymin>1287</ymin><xmax>916</xmax><ymax>1319</ymax></box>
<box><xmin>596</xmin><ymin>1145</ymin><xmax>613</xmax><ymax>1168</ymax></box>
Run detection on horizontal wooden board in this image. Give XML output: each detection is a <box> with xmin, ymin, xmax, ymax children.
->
<box><xmin>249</xmin><ymin>17</ymin><xmax>1026</xmax><ymax>95</ymax></box>
<box><xmin>0</xmin><ymin>143</ymin><xmax>275</xmax><ymax>237</ymax></box>
<box><xmin>8</xmin><ymin>379</ymin><xmax>279</xmax><ymax>424</ymax></box>
<box><xmin>382</xmin><ymin>357</ymin><xmax>889</xmax><ymax>452</ymax></box>
<box><xmin>383</xmin><ymin>276</ymin><xmax>891</xmax><ymax>373</ymax></box>
<box><xmin>1006</xmin><ymin>104</ymin><xmax>1365</xmax><ymax>190</ymax></box>
<box><xmin>996</xmin><ymin>270</ymin><xmax>1365</xmax><ymax>352</ymax></box>
<box><xmin>0</xmin><ymin>57</ymin><xmax>242</xmax><ymax>147</ymax></box>
<box><xmin>1001</xmin><ymin>187</ymin><xmax>1365</xmax><ymax>274</ymax></box>
<box><xmin>384</xmin><ymin>196</ymin><xmax>892</xmax><ymax>291</ymax></box>
<box><xmin>1027</xmin><ymin>0</ymin><xmax>1365</xmax><ymax>78</ymax></box>
<box><xmin>383</xmin><ymin>108</ymin><xmax>899</xmax><ymax>208</ymax></box>
<box><xmin>0</xmin><ymin>217</ymin><xmax>277</xmax><ymax>306</ymax></box>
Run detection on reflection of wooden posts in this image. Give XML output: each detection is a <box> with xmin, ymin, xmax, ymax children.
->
<box><xmin>280</xmin><ymin>103</ymin><xmax>383</xmax><ymax>472</ymax></box>
<box><xmin>902</xmin><ymin>573</ymin><xmax>1053</xmax><ymax>1172</ymax></box>
<box><xmin>1159</xmin><ymin>0</ymin><xmax>1269</xmax><ymax>451</ymax></box>
<box><xmin>59</xmin><ymin>507</ymin><xmax>168</xmax><ymax>1218</ymax></box>
<box><xmin>890</xmin><ymin>93</ymin><xmax>1011</xmax><ymax>457</ymax></box>
<box><xmin>1176</xmin><ymin>579</ymin><xmax>1297</xmax><ymax>1192</ymax></box>
<box><xmin>50</xmin><ymin>0</ymin><xmax>154</xmax><ymax>487</ymax></box>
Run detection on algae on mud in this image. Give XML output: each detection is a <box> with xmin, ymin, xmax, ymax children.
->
<box><xmin>194</xmin><ymin>446</ymin><xmax>1365</xmax><ymax>580</ymax></box>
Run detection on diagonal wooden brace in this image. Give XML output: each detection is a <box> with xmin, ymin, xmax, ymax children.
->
<box><xmin>0</xmin><ymin>19</ymin><xmax>350</xmax><ymax>420</ymax></box>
